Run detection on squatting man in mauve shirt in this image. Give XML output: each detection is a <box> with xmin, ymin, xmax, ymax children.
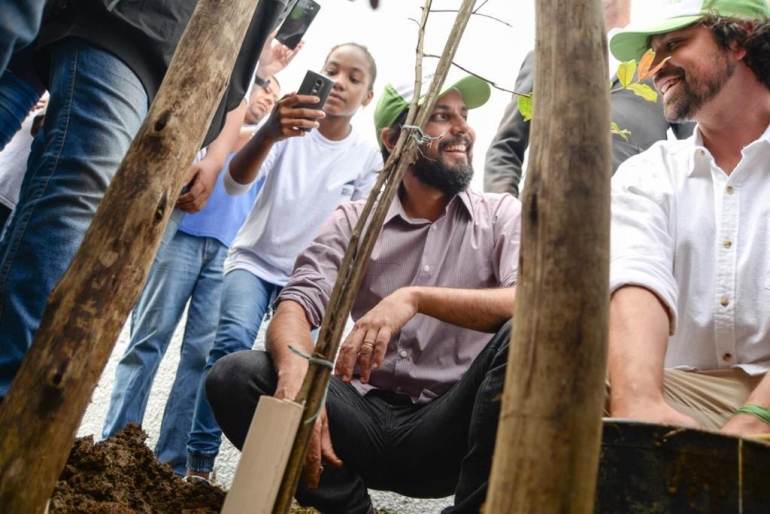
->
<box><xmin>204</xmin><ymin>68</ymin><xmax>523</xmax><ymax>514</ymax></box>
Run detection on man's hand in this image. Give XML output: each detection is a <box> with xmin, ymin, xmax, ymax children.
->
<box><xmin>260</xmin><ymin>93</ymin><xmax>325</xmax><ymax>142</ymax></box>
<box><xmin>611</xmin><ymin>398</ymin><xmax>701</xmax><ymax>429</ymax></box>
<box><xmin>255</xmin><ymin>31</ymin><xmax>304</xmax><ymax>80</ymax></box>
<box><xmin>721</xmin><ymin>412</ymin><xmax>770</xmax><ymax>437</ymax></box>
<box><xmin>335</xmin><ymin>288</ymin><xmax>418</xmax><ymax>383</ymax></box>
<box><xmin>176</xmin><ymin>159</ymin><xmax>220</xmax><ymax>213</ymax></box>
<box><xmin>301</xmin><ymin>407</ymin><xmax>343</xmax><ymax>490</ymax></box>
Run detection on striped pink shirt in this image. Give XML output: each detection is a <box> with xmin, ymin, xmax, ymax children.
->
<box><xmin>278</xmin><ymin>188</ymin><xmax>522</xmax><ymax>403</ymax></box>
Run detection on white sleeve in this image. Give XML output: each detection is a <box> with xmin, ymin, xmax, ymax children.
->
<box><xmin>351</xmin><ymin>148</ymin><xmax>383</xmax><ymax>201</ymax></box>
<box><xmin>609</xmin><ymin>154</ymin><xmax>679</xmax><ymax>334</ymax></box>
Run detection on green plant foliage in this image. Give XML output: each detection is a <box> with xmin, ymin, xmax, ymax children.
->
<box><xmin>517</xmin><ymin>94</ymin><xmax>533</xmax><ymax>121</ymax></box>
<box><xmin>610</xmin><ymin>122</ymin><xmax>631</xmax><ymax>141</ymax></box>
<box><xmin>617</xmin><ymin>60</ymin><xmax>637</xmax><ymax>88</ymax></box>
<box><xmin>513</xmin><ymin>49</ymin><xmax>663</xmax><ymax>136</ymax></box>
<box><xmin>627</xmin><ymin>83</ymin><xmax>658</xmax><ymax>102</ymax></box>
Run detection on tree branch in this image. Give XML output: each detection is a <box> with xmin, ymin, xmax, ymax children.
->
<box><xmin>422</xmin><ymin>53</ymin><xmax>517</xmax><ymax>95</ymax></box>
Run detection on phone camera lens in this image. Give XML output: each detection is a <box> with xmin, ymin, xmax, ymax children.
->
<box><xmin>315</xmin><ymin>79</ymin><xmax>323</xmax><ymax>86</ymax></box>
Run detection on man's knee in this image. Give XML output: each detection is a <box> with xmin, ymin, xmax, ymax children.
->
<box><xmin>206</xmin><ymin>350</ymin><xmax>277</xmax><ymax>408</ymax></box>
<box><xmin>205</xmin><ymin>351</ymin><xmax>277</xmax><ymax>449</ymax></box>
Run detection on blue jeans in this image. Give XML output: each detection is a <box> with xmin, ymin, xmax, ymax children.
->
<box><xmin>186</xmin><ymin>268</ymin><xmax>281</xmax><ymax>473</ymax></box>
<box><xmin>0</xmin><ymin>38</ymin><xmax>148</xmax><ymax>398</ymax></box>
<box><xmin>102</xmin><ymin>227</ymin><xmax>225</xmax><ymax>475</ymax></box>
<box><xmin>0</xmin><ymin>69</ymin><xmax>40</xmax><ymax>150</ymax></box>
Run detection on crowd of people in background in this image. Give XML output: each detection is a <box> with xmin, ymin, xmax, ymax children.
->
<box><xmin>0</xmin><ymin>0</ymin><xmax>769</xmax><ymax>512</ymax></box>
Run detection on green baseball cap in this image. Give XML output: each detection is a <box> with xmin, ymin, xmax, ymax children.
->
<box><xmin>610</xmin><ymin>0</ymin><xmax>770</xmax><ymax>62</ymax></box>
<box><xmin>373</xmin><ymin>66</ymin><xmax>491</xmax><ymax>147</ymax></box>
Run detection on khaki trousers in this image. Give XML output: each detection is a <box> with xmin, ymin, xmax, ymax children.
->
<box><xmin>607</xmin><ymin>369</ymin><xmax>765</xmax><ymax>431</ymax></box>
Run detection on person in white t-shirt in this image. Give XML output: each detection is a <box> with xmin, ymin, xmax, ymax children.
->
<box><xmin>607</xmin><ymin>0</ymin><xmax>770</xmax><ymax>437</ymax></box>
<box><xmin>185</xmin><ymin>42</ymin><xmax>383</xmax><ymax>480</ymax></box>
<box><xmin>0</xmin><ymin>93</ymin><xmax>47</xmax><ymax>231</ymax></box>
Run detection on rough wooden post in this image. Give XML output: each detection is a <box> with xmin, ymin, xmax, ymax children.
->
<box><xmin>485</xmin><ymin>0</ymin><xmax>611</xmax><ymax>511</ymax></box>
<box><xmin>0</xmin><ymin>0</ymin><xmax>261</xmax><ymax>511</ymax></box>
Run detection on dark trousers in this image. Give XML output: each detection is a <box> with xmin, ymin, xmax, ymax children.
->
<box><xmin>206</xmin><ymin>321</ymin><xmax>511</xmax><ymax>514</ymax></box>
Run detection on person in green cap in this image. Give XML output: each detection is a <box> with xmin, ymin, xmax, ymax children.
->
<box><xmin>203</xmin><ymin>65</ymin><xmax>523</xmax><ymax>514</ymax></box>
<box><xmin>607</xmin><ymin>0</ymin><xmax>770</xmax><ymax>437</ymax></box>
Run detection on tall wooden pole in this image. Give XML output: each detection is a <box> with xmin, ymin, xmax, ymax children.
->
<box><xmin>0</xmin><ymin>0</ymin><xmax>261</xmax><ymax>511</ymax></box>
<box><xmin>485</xmin><ymin>0</ymin><xmax>611</xmax><ymax>511</ymax></box>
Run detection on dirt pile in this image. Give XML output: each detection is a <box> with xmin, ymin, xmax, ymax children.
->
<box><xmin>50</xmin><ymin>423</ymin><xmax>225</xmax><ymax>513</ymax></box>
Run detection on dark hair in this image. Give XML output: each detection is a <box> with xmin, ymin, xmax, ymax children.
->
<box><xmin>700</xmin><ymin>14</ymin><xmax>770</xmax><ymax>88</ymax></box>
<box><xmin>324</xmin><ymin>42</ymin><xmax>378</xmax><ymax>90</ymax></box>
<box><xmin>380</xmin><ymin>109</ymin><xmax>409</xmax><ymax>162</ymax></box>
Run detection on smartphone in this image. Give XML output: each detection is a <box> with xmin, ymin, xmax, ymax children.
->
<box><xmin>295</xmin><ymin>70</ymin><xmax>334</xmax><ymax>130</ymax></box>
<box><xmin>275</xmin><ymin>0</ymin><xmax>321</xmax><ymax>50</ymax></box>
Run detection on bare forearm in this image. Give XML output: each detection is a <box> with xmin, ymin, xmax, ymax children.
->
<box><xmin>608</xmin><ymin>285</ymin><xmax>671</xmax><ymax>411</ymax></box>
<box><xmin>408</xmin><ymin>286</ymin><xmax>515</xmax><ymax>333</ymax></box>
<box><xmin>743</xmin><ymin>373</ymin><xmax>770</xmax><ymax>407</ymax></box>
<box><xmin>266</xmin><ymin>300</ymin><xmax>314</xmax><ymax>399</ymax></box>
<box><xmin>721</xmin><ymin>372</ymin><xmax>770</xmax><ymax>434</ymax></box>
<box><xmin>229</xmin><ymin>124</ymin><xmax>275</xmax><ymax>185</ymax></box>
<box><xmin>205</xmin><ymin>102</ymin><xmax>246</xmax><ymax>169</ymax></box>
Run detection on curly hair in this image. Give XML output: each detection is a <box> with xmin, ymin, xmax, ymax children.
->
<box><xmin>700</xmin><ymin>14</ymin><xmax>770</xmax><ymax>88</ymax></box>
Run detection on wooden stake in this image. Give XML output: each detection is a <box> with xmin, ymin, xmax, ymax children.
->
<box><xmin>0</xmin><ymin>0</ymin><xmax>261</xmax><ymax>511</ymax></box>
<box><xmin>222</xmin><ymin>397</ymin><xmax>303</xmax><ymax>514</ymax></box>
<box><xmin>485</xmin><ymin>0</ymin><xmax>611</xmax><ymax>511</ymax></box>
<box><xmin>271</xmin><ymin>1</ymin><xmax>478</xmax><ymax>512</ymax></box>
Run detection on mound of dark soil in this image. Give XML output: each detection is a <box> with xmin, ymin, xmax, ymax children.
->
<box><xmin>50</xmin><ymin>423</ymin><xmax>225</xmax><ymax>513</ymax></box>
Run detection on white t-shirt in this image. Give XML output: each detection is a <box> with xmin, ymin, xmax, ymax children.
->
<box><xmin>610</xmin><ymin>123</ymin><xmax>770</xmax><ymax>375</ymax></box>
<box><xmin>224</xmin><ymin>126</ymin><xmax>382</xmax><ymax>285</ymax></box>
<box><xmin>0</xmin><ymin>104</ymin><xmax>44</xmax><ymax>210</ymax></box>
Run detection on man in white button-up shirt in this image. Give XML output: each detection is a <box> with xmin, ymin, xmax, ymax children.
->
<box><xmin>607</xmin><ymin>0</ymin><xmax>770</xmax><ymax>437</ymax></box>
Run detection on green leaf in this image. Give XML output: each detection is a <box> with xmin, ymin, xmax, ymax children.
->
<box><xmin>611</xmin><ymin>122</ymin><xmax>631</xmax><ymax>142</ymax></box>
<box><xmin>517</xmin><ymin>94</ymin><xmax>533</xmax><ymax>121</ymax></box>
<box><xmin>616</xmin><ymin>60</ymin><xmax>637</xmax><ymax>88</ymax></box>
<box><xmin>627</xmin><ymin>82</ymin><xmax>658</xmax><ymax>102</ymax></box>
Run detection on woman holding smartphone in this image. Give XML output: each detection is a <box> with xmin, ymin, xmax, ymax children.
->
<box><xmin>185</xmin><ymin>42</ymin><xmax>382</xmax><ymax>481</ymax></box>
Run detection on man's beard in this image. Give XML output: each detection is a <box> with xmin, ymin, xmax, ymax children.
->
<box><xmin>661</xmin><ymin>50</ymin><xmax>735</xmax><ymax>123</ymax></box>
<box><xmin>413</xmin><ymin>138</ymin><xmax>474</xmax><ymax>198</ymax></box>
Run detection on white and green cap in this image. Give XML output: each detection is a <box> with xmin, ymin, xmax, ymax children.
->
<box><xmin>610</xmin><ymin>0</ymin><xmax>770</xmax><ymax>62</ymax></box>
<box><xmin>373</xmin><ymin>65</ymin><xmax>491</xmax><ymax>146</ymax></box>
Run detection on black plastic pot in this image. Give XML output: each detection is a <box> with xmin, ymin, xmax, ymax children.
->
<box><xmin>597</xmin><ymin>420</ymin><xmax>770</xmax><ymax>513</ymax></box>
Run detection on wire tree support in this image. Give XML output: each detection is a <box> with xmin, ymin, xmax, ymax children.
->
<box><xmin>485</xmin><ymin>0</ymin><xmax>611</xmax><ymax>511</ymax></box>
<box><xmin>0</xmin><ymin>0</ymin><xmax>262</xmax><ymax>511</ymax></box>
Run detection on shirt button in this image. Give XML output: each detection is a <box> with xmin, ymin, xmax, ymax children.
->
<box><xmin>423</xmin><ymin>265</ymin><xmax>430</xmax><ymax>272</ymax></box>
<box><xmin>726</xmin><ymin>186</ymin><xmax>734</xmax><ymax>195</ymax></box>
<box><xmin>722</xmin><ymin>353</ymin><xmax>733</xmax><ymax>362</ymax></box>
<box><xmin>697</xmin><ymin>149</ymin><xmax>705</xmax><ymax>156</ymax></box>
<box><xmin>723</xmin><ymin>239</ymin><xmax>732</xmax><ymax>249</ymax></box>
<box><xmin>431</xmin><ymin>225</ymin><xmax>437</xmax><ymax>231</ymax></box>
<box><xmin>720</xmin><ymin>296</ymin><xmax>730</xmax><ymax>307</ymax></box>
<box><xmin>399</xmin><ymin>349</ymin><xmax>408</xmax><ymax>358</ymax></box>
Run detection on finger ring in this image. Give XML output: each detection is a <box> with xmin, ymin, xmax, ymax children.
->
<box><xmin>319</xmin><ymin>465</ymin><xmax>324</xmax><ymax>473</ymax></box>
<box><xmin>361</xmin><ymin>342</ymin><xmax>374</xmax><ymax>351</ymax></box>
